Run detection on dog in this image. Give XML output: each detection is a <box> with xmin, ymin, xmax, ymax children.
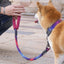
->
<box><xmin>35</xmin><ymin>1</ymin><xmax>64</xmax><ymax>64</ymax></box>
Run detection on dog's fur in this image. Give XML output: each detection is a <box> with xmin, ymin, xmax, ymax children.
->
<box><xmin>35</xmin><ymin>1</ymin><xmax>64</xmax><ymax>64</ymax></box>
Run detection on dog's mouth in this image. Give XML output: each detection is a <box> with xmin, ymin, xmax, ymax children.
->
<box><xmin>34</xmin><ymin>20</ymin><xmax>38</xmax><ymax>23</ymax></box>
<box><xmin>34</xmin><ymin>14</ymin><xmax>38</xmax><ymax>23</ymax></box>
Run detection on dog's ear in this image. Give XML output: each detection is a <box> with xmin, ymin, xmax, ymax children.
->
<box><xmin>37</xmin><ymin>2</ymin><xmax>43</xmax><ymax>11</ymax></box>
<box><xmin>48</xmin><ymin>0</ymin><xmax>52</xmax><ymax>3</ymax></box>
<box><xmin>48</xmin><ymin>0</ymin><xmax>54</xmax><ymax>7</ymax></box>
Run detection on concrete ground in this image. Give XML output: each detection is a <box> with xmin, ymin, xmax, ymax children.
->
<box><xmin>0</xmin><ymin>15</ymin><xmax>54</xmax><ymax>64</ymax></box>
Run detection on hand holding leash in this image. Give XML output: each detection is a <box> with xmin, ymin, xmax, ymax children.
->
<box><xmin>4</xmin><ymin>5</ymin><xmax>25</xmax><ymax>16</ymax></box>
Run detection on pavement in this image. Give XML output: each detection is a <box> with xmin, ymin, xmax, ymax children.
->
<box><xmin>0</xmin><ymin>15</ymin><xmax>54</xmax><ymax>64</ymax></box>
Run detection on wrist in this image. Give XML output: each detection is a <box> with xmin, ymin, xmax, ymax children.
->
<box><xmin>0</xmin><ymin>7</ymin><xmax>5</xmax><ymax>14</ymax></box>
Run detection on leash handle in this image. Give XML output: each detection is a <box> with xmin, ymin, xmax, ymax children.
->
<box><xmin>13</xmin><ymin>16</ymin><xmax>21</xmax><ymax>30</ymax></box>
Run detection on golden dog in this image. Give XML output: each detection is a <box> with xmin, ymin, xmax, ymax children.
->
<box><xmin>35</xmin><ymin>1</ymin><xmax>64</xmax><ymax>64</ymax></box>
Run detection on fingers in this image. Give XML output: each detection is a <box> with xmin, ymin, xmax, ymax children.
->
<box><xmin>12</xmin><ymin>13</ymin><xmax>21</xmax><ymax>16</ymax></box>
<box><xmin>13</xmin><ymin>5</ymin><xmax>24</xmax><ymax>8</ymax></box>
<box><xmin>5</xmin><ymin>5</ymin><xmax>25</xmax><ymax>16</ymax></box>
<box><xmin>13</xmin><ymin>5</ymin><xmax>25</xmax><ymax>15</ymax></box>
<box><xmin>13</xmin><ymin>8</ymin><xmax>25</xmax><ymax>12</ymax></box>
<box><xmin>14</xmin><ymin>10</ymin><xmax>25</xmax><ymax>13</ymax></box>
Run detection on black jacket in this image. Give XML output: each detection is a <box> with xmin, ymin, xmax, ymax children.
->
<box><xmin>0</xmin><ymin>0</ymin><xmax>12</xmax><ymax>35</ymax></box>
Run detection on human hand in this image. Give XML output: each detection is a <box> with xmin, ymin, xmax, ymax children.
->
<box><xmin>4</xmin><ymin>4</ymin><xmax>25</xmax><ymax>16</ymax></box>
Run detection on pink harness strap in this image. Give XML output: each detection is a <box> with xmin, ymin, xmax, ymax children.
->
<box><xmin>13</xmin><ymin>16</ymin><xmax>21</xmax><ymax>29</ymax></box>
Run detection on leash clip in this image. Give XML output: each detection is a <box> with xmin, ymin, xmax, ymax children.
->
<box><xmin>13</xmin><ymin>16</ymin><xmax>21</xmax><ymax>30</ymax></box>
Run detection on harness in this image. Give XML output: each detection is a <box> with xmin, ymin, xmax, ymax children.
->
<box><xmin>46</xmin><ymin>19</ymin><xmax>62</xmax><ymax>36</ymax></box>
<box><xmin>12</xmin><ymin>16</ymin><xmax>62</xmax><ymax>61</ymax></box>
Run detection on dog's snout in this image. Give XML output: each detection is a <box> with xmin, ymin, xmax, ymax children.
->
<box><xmin>34</xmin><ymin>14</ymin><xmax>38</xmax><ymax>19</ymax></box>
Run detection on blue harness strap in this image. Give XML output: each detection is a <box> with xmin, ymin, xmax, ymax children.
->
<box><xmin>46</xmin><ymin>19</ymin><xmax>62</xmax><ymax>36</ymax></box>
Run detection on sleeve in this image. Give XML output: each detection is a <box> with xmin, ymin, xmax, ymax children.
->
<box><xmin>0</xmin><ymin>0</ymin><xmax>11</xmax><ymax>7</ymax></box>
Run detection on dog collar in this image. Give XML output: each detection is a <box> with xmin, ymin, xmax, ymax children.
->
<box><xmin>46</xmin><ymin>19</ymin><xmax>62</xmax><ymax>36</ymax></box>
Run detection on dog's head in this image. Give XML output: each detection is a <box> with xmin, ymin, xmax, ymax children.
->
<box><xmin>35</xmin><ymin>1</ymin><xmax>61</xmax><ymax>30</ymax></box>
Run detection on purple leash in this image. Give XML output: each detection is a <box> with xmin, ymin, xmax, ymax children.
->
<box><xmin>12</xmin><ymin>16</ymin><xmax>50</xmax><ymax>61</ymax></box>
